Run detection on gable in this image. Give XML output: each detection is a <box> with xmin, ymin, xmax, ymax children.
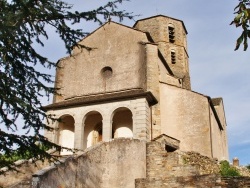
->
<box><xmin>55</xmin><ymin>22</ymin><xmax>150</xmax><ymax>102</ymax></box>
<box><xmin>73</xmin><ymin>21</ymin><xmax>149</xmax><ymax>54</ymax></box>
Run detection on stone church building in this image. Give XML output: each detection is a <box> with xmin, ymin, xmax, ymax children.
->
<box><xmin>44</xmin><ymin>15</ymin><xmax>229</xmax><ymax>161</ymax></box>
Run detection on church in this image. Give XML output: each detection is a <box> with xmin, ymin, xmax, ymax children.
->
<box><xmin>44</xmin><ymin>15</ymin><xmax>229</xmax><ymax>161</ymax></box>
<box><xmin>0</xmin><ymin>14</ymin><xmax>236</xmax><ymax>188</ymax></box>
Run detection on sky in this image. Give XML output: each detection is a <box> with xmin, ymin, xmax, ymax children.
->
<box><xmin>37</xmin><ymin>1</ymin><xmax>250</xmax><ymax>165</ymax></box>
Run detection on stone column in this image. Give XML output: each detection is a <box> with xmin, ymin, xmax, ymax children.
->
<box><xmin>102</xmin><ymin>114</ymin><xmax>112</xmax><ymax>142</ymax></box>
<box><xmin>44</xmin><ymin>117</ymin><xmax>57</xmax><ymax>143</ymax></box>
<box><xmin>132</xmin><ymin>98</ymin><xmax>150</xmax><ymax>141</ymax></box>
<box><xmin>74</xmin><ymin>115</ymin><xmax>84</xmax><ymax>150</ymax></box>
<box><xmin>145</xmin><ymin>44</ymin><xmax>161</xmax><ymax>139</ymax></box>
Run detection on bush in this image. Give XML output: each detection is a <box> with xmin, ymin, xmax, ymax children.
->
<box><xmin>246</xmin><ymin>164</ymin><xmax>250</xmax><ymax>171</ymax></box>
<box><xmin>220</xmin><ymin>160</ymin><xmax>241</xmax><ymax>177</ymax></box>
<box><xmin>0</xmin><ymin>143</ymin><xmax>52</xmax><ymax>166</ymax></box>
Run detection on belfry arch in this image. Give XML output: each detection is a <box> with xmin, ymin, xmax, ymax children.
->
<box><xmin>57</xmin><ymin>115</ymin><xmax>75</xmax><ymax>155</ymax></box>
<box><xmin>112</xmin><ymin>107</ymin><xmax>133</xmax><ymax>138</ymax></box>
<box><xmin>83</xmin><ymin>111</ymin><xmax>103</xmax><ymax>150</ymax></box>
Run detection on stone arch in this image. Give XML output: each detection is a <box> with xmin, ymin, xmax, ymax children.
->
<box><xmin>47</xmin><ymin>111</ymin><xmax>75</xmax><ymax>129</ymax></box>
<box><xmin>81</xmin><ymin>107</ymin><xmax>105</xmax><ymax>121</ymax></box>
<box><xmin>111</xmin><ymin>107</ymin><xmax>133</xmax><ymax>139</ymax></box>
<box><xmin>109</xmin><ymin>104</ymin><xmax>134</xmax><ymax>119</ymax></box>
<box><xmin>83</xmin><ymin>111</ymin><xmax>103</xmax><ymax>149</ymax></box>
<box><xmin>57</xmin><ymin>114</ymin><xmax>75</xmax><ymax>155</ymax></box>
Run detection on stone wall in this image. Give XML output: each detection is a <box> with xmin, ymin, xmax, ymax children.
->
<box><xmin>135</xmin><ymin>141</ymin><xmax>250</xmax><ymax>188</ymax></box>
<box><xmin>45</xmin><ymin>97</ymin><xmax>151</xmax><ymax>151</ymax></box>
<box><xmin>136</xmin><ymin>174</ymin><xmax>250</xmax><ymax>188</ymax></box>
<box><xmin>55</xmin><ymin>22</ymin><xmax>148</xmax><ymax>102</ymax></box>
<box><xmin>0</xmin><ymin>155</ymin><xmax>53</xmax><ymax>187</ymax></box>
<box><xmin>142</xmin><ymin>141</ymin><xmax>202</xmax><ymax>183</ymax></box>
<box><xmin>211</xmin><ymin>99</ymin><xmax>229</xmax><ymax>160</ymax></box>
<box><xmin>2</xmin><ymin>139</ymin><xmax>250</xmax><ymax>188</ymax></box>
<box><xmin>160</xmin><ymin>84</ymin><xmax>213</xmax><ymax>158</ymax></box>
<box><xmin>220</xmin><ymin>177</ymin><xmax>250</xmax><ymax>187</ymax></box>
<box><xmin>145</xmin><ymin>43</ymin><xmax>161</xmax><ymax>139</ymax></box>
<box><xmin>136</xmin><ymin>174</ymin><xmax>221</xmax><ymax>188</ymax></box>
<box><xmin>32</xmin><ymin>138</ymin><xmax>146</xmax><ymax>188</ymax></box>
<box><xmin>181</xmin><ymin>151</ymin><xmax>220</xmax><ymax>175</ymax></box>
<box><xmin>236</xmin><ymin>166</ymin><xmax>250</xmax><ymax>177</ymax></box>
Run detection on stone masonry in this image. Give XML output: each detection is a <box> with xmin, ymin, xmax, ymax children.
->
<box><xmin>1</xmin><ymin>138</ymin><xmax>250</xmax><ymax>187</ymax></box>
<box><xmin>0</xmin><ymin>14</ymin><xmax>234</xmax><ymax>188</ymax></box>
<box><xmin>135</xmin><ymin>140</ymin><xmax>250</xmax><ymax>188</ymax></box>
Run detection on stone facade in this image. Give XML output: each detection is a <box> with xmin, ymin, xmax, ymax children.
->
<box><xmin>33</xmin><ymin>139</ymin><xmax>146</xmax><ymax>188</ymax></box>
<box><xmin>2</xmin><ymin>139</ymin><xmax>247</xmax><ymax>188</ymax></box>
<box><xmin>0</xmin><ymin>14</ymin><xmax>245</xmax><ymax>188</ymax></box>
<box><xmin>45</xmin><ymin>95</ymin><xmax>153</xmax><ymax>153</ymax></box>
<box><xmin>135</xmin><ymin>141</ymin><xmax>250</xmax><ymax>188</ymax></box>
<box><xmin>0</xmin><ymin>150</ymin><xmax>55</xmax><ymax>187</ymax></box>
<box><xmin>44</xmin><ymin>15</ymin><xmax>228</xmax><ymax>160</ymax></box>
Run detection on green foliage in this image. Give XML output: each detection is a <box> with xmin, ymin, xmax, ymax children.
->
<box><xmin>246</xmin><ymin>164</ymin><xmax>250</xmax><ymax>170</ymax></box>
<box><xmin>231</xmin><ymin>0</ymin><xmax>250</xmax><ymax>50</ymax></box>
<box><xmin>220</xmin><ymin>160</ymin><xmax>241</xmax><ymax>177</ymax></box>
<box><xmin>0</xmin><ymin>0</ymin><xmax>133</xmax><ymax>172</ymax></box>
<box><xmin>0</xmin><ymin>143</ymin><xmax>51</xmax><ymax>165</ymax></box>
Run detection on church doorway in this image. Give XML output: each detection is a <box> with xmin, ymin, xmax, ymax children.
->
<box><xmin>83</xmin><ymin>111</ymin><xmax>103</xmax><ymax>149</ymax></box>
<box><xmin>57</xmin><ymin>115</ymin><xmax>75</xmax><ymax>155</ymax></box>
<box><xmin>112</xmin><ymin>107</ymin><xmax>133</xmax><ymax>138</ymax></box>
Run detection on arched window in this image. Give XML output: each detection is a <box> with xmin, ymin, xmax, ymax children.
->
<box><xmin>168</xmin><ymin>24</ymin><xmax>175</xmax><ymax>43</ymax></box>
<box><xmin>57</xmin><ymin>115</ymin><xmax>75</xmax><ymax>155</ymax></box>
<box><xmin>83</xmin><ymin>111</ymin><xmax>103</xmax><ymax>149</ymax></box>
<box><xmin>112</xmin><ymin>107</ymin><xmax>133</xmax><ymax>138</ymax></box>
<box><xmin>171</xmin><ymin>49</ymin><xmax>176</xmax><ymax>64</ymax></box>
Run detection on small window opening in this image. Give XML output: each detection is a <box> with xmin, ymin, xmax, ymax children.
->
<box><xmin>171</xmin><ymin>50</ymin><xmax>176</xmax><ymax>64</ymax></box>
<box><xmin>168</xmin><ymin>26</ymin><xmax>175</xmax><ymax>43</ymax></box>
<box><xmin>165</xmin><ymin>145</ymin><xmax>177</xmax><ymax>152</ymax></box>
<box><xmin>101</xmin><ymin>66</ymin><xmax>113</xmax><ymax>79</ymax></box>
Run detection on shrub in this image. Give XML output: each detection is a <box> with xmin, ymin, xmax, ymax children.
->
<box><xmin>0</xmin><ymin>143</ymin><xmax>52</xmax><ymax>166</ymax></box>
<box><xmin>246</xmin><ymin>164</ymin><xmax>250</xmax><ymax>171</ymax></box>
<box><xmin>220</xmin><ymin>160</ymin><xmax>241</xmax><ymax>177</ymax></box>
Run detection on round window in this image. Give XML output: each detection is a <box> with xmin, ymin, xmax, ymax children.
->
<box><xmin>101</xmin><ymin>66</ymin><xmax>113</xmax><ymax>78</ymax></box>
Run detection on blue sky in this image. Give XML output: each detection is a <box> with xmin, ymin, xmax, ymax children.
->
<box><xmin>38</xmin><ymin>1</ymin><xmax>250</xmax><ymax>165</ymax></box>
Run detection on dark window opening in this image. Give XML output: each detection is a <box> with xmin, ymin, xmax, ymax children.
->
<box><xmin>168</xmin><ymin>26</ymin><xmax>175</xmax><ymax>43</ymax></box>
<box><xmin>171</xmin><ymin>51</ymin><xmax>176</xmax><ymax>64</ymax></box>
<box><xmin>101</xmin><ymin>66</ymin><xmax>113</xmax><ymax>79</ymax></box>
<box><xmin>165</xmin><ymin>145</ymin><xmax>177</xmax><ymax>152</ymax></box>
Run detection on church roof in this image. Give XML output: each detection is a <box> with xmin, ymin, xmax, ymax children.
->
<box><xmin>133</xmin><ymin>15</ymin><xmax>188</xmax><ymax>34</ymax></box>
<box><xmin>43</xmin><ymin>89</ymin><xmax>158</xmax><ymax>111</ymax></box>
<box><xmin>78</xmin><ymin>20</ymin><xmax>151</xmax><ymax>44</ymax></box>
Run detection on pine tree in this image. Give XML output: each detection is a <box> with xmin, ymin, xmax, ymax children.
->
<box><xmin>0</xmin><ymin>0</ymin><xmax>133</xmax><ymax>171</ymax></box>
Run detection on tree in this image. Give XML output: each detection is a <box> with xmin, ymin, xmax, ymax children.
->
<box><xmin>231</xmin><ymin>0</ymin><xmax>250</xmax><ymax>51</ymax></box>
<box><xmin>0</xmin><ymin>0</ymin><xmax>133</xmax><ymax>171</ymax></box>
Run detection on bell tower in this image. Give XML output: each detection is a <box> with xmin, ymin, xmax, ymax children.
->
<box><xmin>134</xmin><ymin>15</ymin><xmax>191</xmax><ymax>89</ymax></box>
